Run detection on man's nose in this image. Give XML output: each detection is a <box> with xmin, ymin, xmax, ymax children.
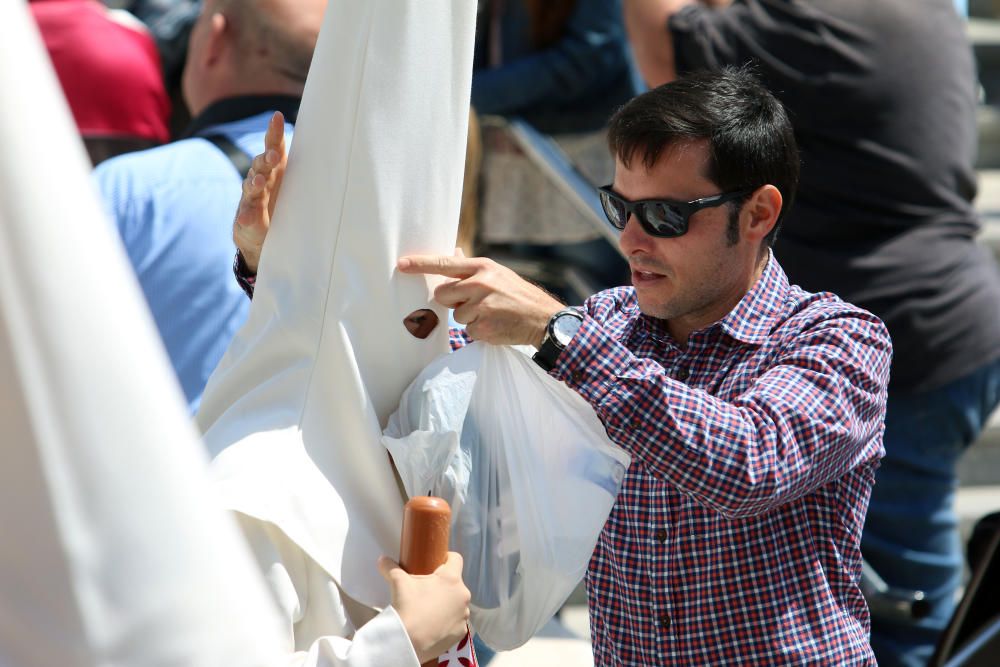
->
<box><xmin>618</xmin><ymin>212</ymin><xmax>651</xmax><ymax>255</ymax></box>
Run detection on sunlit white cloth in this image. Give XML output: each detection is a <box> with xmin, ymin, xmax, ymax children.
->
<box><xmin>0</xmin><ymin>3</ymin><xmax>286</xmax><ymax>665</ymax></box>
<box><xmin>196</xmin><ymin>0</ymin><xmax>476</xmax><ymax>655</ymax></box>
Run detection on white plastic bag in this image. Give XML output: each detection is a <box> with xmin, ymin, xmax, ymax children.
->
<box><xmin>383</xmin><ymin>342</ymin><xmax>631</xmax><ymax>650</ymax></box>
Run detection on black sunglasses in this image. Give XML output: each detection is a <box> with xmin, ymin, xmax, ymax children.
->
<box><xmin>598</xmin><ymin>185</ymin><xmax>753</xmax><ymax>238</ymax></box>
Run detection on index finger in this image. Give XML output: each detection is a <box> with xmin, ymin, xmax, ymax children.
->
<box><xmin>265</xmin><ymin>111</ymin><xmax>286</xmax><ymax>156</ymax></box>
<box><xmin>398</xmin><ymin>254</ymin><xmax>478</xmax><ymax>278</ymax></box>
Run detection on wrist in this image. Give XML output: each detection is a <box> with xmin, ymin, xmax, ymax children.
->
<box><xmin>532</xmin><ymin>307</ymin><xmax>584</xmax><ymax>372</ymax></box>
<box><xmin>397</xmin><ymin>613</ymin><xmax>436</xmax><ymax>664</ymax></box>
<box><xmin>243</xmin><ymin>252</ymin><xmax>260</xmax><ymax>275</ymax></box>
<box><xmin>528</xmin><ymin>295</ymin><xmax>566</xmax><ymax>350</ymax></box>
<box><xmin>236</xmin><ymin>248</ymin><xmax>260</xmax><ymax>276</ymax></box>
<box><xmin>532</xmin><ymin>306</ymin><xmax>562</xmax><ymax>349</ymax></box>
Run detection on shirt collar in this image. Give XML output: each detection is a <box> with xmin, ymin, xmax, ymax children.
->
<box><xmin>180</xmin><ymin>95</ymin><xmax>301</xmax><ymax>138</ymax></box>
<box><xmin>716</xmin><ymin>251</ymin><xmax>789</xmax><ymax>346</ymax></box>
<box><xmin>634</xmin><ymin>250</ymin><xmax>789</xmax><ymax>347</ymax></box>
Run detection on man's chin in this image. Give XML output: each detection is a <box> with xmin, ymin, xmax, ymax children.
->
<box><xmin>634</xmin><ymin>293</ymin><xmax>672</xmax><ymax>320</ymax></box>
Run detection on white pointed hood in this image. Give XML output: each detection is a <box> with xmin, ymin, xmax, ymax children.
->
<box><xmin>196</xmin><ymin>0</ymin><xmax>477</xmax><ymax>608</ymax></box>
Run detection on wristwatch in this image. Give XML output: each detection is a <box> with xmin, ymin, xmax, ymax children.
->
<box><xmin>532</xmin><ymin>308</ymin><xmax>584</xmax><ymax>371</ymax></box>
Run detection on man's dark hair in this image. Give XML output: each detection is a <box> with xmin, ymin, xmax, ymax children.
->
<box><xmin>607</xmin><ymin>66</ymin><xmax>799</xmax><ymax>246</ymax></box>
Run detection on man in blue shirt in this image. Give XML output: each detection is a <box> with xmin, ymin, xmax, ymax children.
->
<box><xmin>95</xmin><ymin>0</ymin><xmax>326</xmax><ymax>411</ymax></box>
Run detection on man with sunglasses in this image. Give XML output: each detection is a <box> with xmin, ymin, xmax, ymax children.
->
<box><xmin>624</xmin><ymin>2</ymin><xmax>1000</xmax><ymax>665</ymax></box>
<box><xmin>234</xmin><ymin>68</ymin><xmax>891</xmax><ymax>664</ymax></box>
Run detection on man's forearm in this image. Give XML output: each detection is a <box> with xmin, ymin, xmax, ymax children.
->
<box><xmin>622</xmin><ymin>0</ymin><xmax>697</xmax><ymax>87</ymax></box>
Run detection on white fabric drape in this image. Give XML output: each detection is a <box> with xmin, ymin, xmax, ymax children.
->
<box><xmin>197</xmin><ymin>0</ymin><xmax>477</xmax><ymax>612</ymax></box>
<box><xmin>0</xmin><ymin>4</ymin><xmax>286</xmax><ymax>665</ymax></box>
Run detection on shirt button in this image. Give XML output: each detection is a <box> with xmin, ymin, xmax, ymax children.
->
<box><xmin>675</xmin><ymin>367</ymin><xmax>690</xmax><ymax>381</ymax></box>
<box><xmin>570</xmin><ymin>370</ymin><xmax>584</xmax><ymax>384</ymax></box>
<box><xmin>659</xmin><ymin>613</ymin><xmax>671</xmax><ymax>630</ymax></box>
<box><xmin>654</xmin><ymin>528</ymin><xmax>668</xmax><ymax>543</ymax></box>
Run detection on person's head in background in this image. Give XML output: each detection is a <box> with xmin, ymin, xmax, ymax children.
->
<box><xmin>29</xmin><ymin>0</ymin><xmax>171</xmax><ymax>165</ymax></box>
<box><xmin>181</xmin><ymin>0</ymin><xmax>326</xmax><ymax>118</ymax></box>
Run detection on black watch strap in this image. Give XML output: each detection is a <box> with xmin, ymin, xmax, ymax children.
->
<box><xmin>532</xmin><ymin>308</ymin><xmax>582</xmax><ymax>372</ymax></box>
<box><xmin>532</xmin><ymin>334</ymin><xmax>562</xmax><ymax>372</ymax></box>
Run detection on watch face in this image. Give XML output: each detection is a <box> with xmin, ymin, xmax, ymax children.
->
<box><xmin>552</xmin><ymin>312</ymin><xmax>582</xmax><ymax>346</ymax></box>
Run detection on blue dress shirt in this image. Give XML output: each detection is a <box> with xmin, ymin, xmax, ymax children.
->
<box><xmin>95</xmin><ymin>98</ymin><xmax>297</xmax><ymax>413</ymax></box>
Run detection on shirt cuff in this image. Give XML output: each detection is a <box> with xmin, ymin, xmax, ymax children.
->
<box><xmin>549</xmin><ymin>315</ymin><xmax>634</xmax><ymax>408</ymax></box>
<box><xmin>345</xmin><ymin>606</ymin><xmax>421</xmax><ymax>666</ymax></box>
<box><xmin>233</xmin><ymin>250</ymin><xmax>257</xmax><ymax>299</ymax></box>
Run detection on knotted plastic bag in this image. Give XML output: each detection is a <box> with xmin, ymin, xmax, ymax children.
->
<box><xmin>383</xmin><ymin>342</ymin><xmax>630</xmax><ymax>650</ymax></box>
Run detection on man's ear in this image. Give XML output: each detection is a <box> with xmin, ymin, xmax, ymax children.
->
<box><xmin>203</xmin><ymin>11</ymin><xmax>231</xmax><ymax>68</ymax></box>
<box><xmin>742</xmin><ymin>184</ymin><xmax>782</xmax><ymax>244</ymax></box>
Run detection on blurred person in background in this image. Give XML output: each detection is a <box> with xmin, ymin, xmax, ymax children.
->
<box><xmin>93</xmin><ymin>0</ymin><xmax>322</xmax><ymax>413</ymax></box>
<box><xmin>121</xmin><ymin>0</ymin><xmax>201</xmax><ymax>87</ymax></box>
<box><xmin>472</xmin><ymin>0</ymin><xmax>639</xmax><ymax>294</ymax></box>
<box><xmin>624</xmin><ymin>1</ymin><xmax>1000</xmax><ymax>665</ymax></box>
<box><xmin>30</xmin><ymin>0</ymin><xmax>171</xmax><ymax>165</ymax></box>
<box><xmin>104</xmin><ymin>0</ymin><xmax>203</xmax><ymax>135</ymax></box>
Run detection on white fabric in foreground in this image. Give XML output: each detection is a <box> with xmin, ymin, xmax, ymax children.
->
<box><xmin>197</xmin><ymin>0</ymin><xmax>476</xmax><ymax>610</ymax></box>
<box><xmin>0</xmin><ymin>4</ymin><xmax>285</xmax><ymax>665</ymax></box>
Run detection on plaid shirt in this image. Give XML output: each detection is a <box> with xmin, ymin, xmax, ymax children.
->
<box><xmin>237</xmin><ymin>252</ymin><xmax>890</xmax><ymax>664</ymax></box>
<box><xmin>551</xmin><ymin>256</ymin><xmax>891</xmax><ymax>665</ymax></box>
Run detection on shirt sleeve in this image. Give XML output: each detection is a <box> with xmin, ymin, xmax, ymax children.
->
<box><xmin>668</xmin><ymin>2</ymin><xmax>845</xmax><ymax>88</ymax></box>
<box><xmin>93</xmin><ymin>156</ymin><xmax>146</xmax><ymax>267</ymax></box>
<box><xmin>298</xmin><ymin>608</ymin><xmax>421</xmax><ymax>667</ymax></box>
<box><xmin>234</xmin><ymin>513</ymin><xmax>420</xmax><ymax>667</ymax></box>
<box><xmin>667</xmin><ymin>4</ymin><xmax>755</xmax><ymax>74</ymax></box>
<box><xmin>552</xmin><ymin>307</ymin><xmax>891</xmax><ymax>519</ymax></box>
<box><xmin>471</xmin><ymin>0</ymin><xmax>630</xmax><ymax>115</ymax></box>
<box><xmin>449</xmin><ymin>327</ymin><xmax>472</xmax><ymax>351</ymax></box>
<box><xmin>234</xmin><ymin>251</ymin><xmax>257</xmax><ymax>299</ymax></box>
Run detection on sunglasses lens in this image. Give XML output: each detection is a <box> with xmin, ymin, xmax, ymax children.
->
<box><xmin>599</xmin><ymin>191</ymin><xmax>628</xmax><ymax>229</ymax></box>
<box><xmin>642</xmin><ymin>202</ymin><xmax>686</xmax><ymax>237</ymax></box>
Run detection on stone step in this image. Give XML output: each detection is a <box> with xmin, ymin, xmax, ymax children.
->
<box><xmin>970</xmin><ymin>0</ymin><xmax>999</xmax><ymax>19</ymax></box>
<box><xmin>956</xmin><ymin>484</ymin><xmax>1000</xmax><ymax>546</ymax></box>
<box><xmin>959</xmin><ymin>406</ymin><xmax>1000</xmax><ymax>486</ymax></box>
<box><xmin>970</xmin><ymin>19</ymin><xmax>1000</xmax><ymax>106</ymax></box>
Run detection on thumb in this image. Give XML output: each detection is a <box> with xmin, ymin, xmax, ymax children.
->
<box><xmin>377</xmin><ymin>555</ymin><xmax>402</xmax><ymax>582</ymax></box>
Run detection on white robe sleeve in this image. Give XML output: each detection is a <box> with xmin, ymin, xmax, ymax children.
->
<box><xmin>235</xmin><ymin>513</ymin><xmax>420</xmax><ymax>667</ymax></box>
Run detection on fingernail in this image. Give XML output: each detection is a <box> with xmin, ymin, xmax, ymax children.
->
<box><xmin>266</xmin><ymin>150</ymin><xmax>278</xmax><ymax>165</ymax></box>
<box><xmin>397</xmin><ymin>258</ymin><xmax>411</xmax><ymax>270</ymax></box>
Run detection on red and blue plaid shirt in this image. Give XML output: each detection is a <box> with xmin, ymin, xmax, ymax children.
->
<box><xmin>551</xmin><ymin>256</ymin><xmax>891</xmax><ymax>665</ymax></box>
<box><xmin>237</xmin><ymin>252</ymin><xmax>891</xmax><ymax>664</ymax></box>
